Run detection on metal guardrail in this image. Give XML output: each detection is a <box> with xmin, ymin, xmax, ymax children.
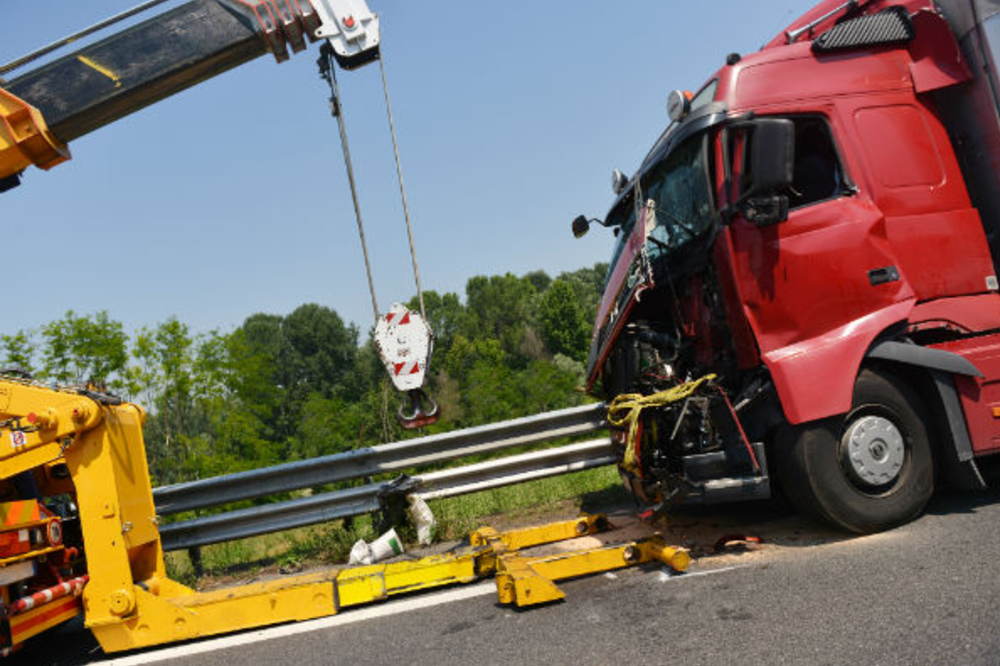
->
<box><xmin>155</xmin><ymin>404</ymin><xmax>612</xmax><ymax>551</ymax></box>
<box><xmin>415</xmin><ymin>438</ymin><xmax>615</xmax><ymax>500</ymax></box>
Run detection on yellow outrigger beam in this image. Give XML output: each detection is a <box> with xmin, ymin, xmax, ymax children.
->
<box><xmin>471</xmin><ymin>515</ymin><xmax>690</xmax><ymax>606</ymax></box>
<box><xmin>92</xmin><ymin>514</ymin><xmax>690</xmax><ymax>653</ymax></box>
<box><xmin>0</xmin><ymin>378</ymin><xmax>689</xmax><ymax>654</ymax></box>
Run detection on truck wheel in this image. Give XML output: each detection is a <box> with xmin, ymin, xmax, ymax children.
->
<box><xmin>776</xmin><ymin>368</ymin><xmax>934</xmax><ymax>534</ymax></box>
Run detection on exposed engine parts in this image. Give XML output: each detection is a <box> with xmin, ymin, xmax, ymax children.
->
<box><xmin>601</xmin><ymin>268</ymin><xmax>773</xmax><ymax>510</ymax></box>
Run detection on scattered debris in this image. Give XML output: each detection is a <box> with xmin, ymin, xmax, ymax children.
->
<box><xmin>713</xmin><ymin>534</ymin><xmax>763</xmax><ymax>553</ymax></box>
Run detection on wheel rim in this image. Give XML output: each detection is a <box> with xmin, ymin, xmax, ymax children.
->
<box><xmin>841</xmin><ymin>414</ymin><xmax>906</xmax><ymax>490</ymax></box>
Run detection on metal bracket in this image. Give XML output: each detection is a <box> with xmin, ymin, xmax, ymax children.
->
<box><xmin>470</xmin><ymin>514</ymin><xmax>690</xmax><ymax>607</ymax></box>
<box><xmin>0</xmin><ymin>88</ymin><xmax>70</xmax><ymax>179</ymax></box>
<box><xmin>220</xmin><ymin>0</ymin><xmax>322</xmax><ymax>62</ymax></box>
<box><xmin>311</xmin><ymin>0</ymin><xmax>381</xmax><ymax>69</ymax></box>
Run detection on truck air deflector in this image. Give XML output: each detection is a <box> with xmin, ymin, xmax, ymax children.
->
<box><xmin>813</xmin><ymin>6</ymin><xmax>915</xmax><ymax>52</ymax></box>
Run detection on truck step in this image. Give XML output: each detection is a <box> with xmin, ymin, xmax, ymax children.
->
<box><xmin>684</xmin><ymin>442</ymin><xmax>770</xmax><ymax>504</ymax></box>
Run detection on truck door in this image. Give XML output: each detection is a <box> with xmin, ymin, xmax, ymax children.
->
<box><xmin>728</xmin><ymin>114</ymin><xmax>914</xmax><ymax>361</ymax></box>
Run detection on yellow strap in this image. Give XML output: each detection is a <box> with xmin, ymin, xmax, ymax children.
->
<box><xmin>607</xmin><ymin>374</ymin><xmax>717</xmax><ymax>472</ymax></box>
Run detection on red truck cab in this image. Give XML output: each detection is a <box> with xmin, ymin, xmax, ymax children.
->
<box><xmin>576</xmin><ymin>0</ymin><xmax>1000</xmax><ymax>532</ymax></box>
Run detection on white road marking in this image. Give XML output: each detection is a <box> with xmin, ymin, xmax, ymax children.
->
<box><xmin>658</xmin><ymin>565</ymin><xmax>745</xmax><ymax>582</ymax></box>
<box><xmin>96</xmin><ymin>582</ymin><xmax>498</xmax><ymax>666</ymax></box>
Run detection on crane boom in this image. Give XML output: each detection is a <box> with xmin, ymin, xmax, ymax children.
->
<box><xmin>0</xmin><ymin>0</ymin><xmax>378</xmax><ymax>189</ymax></box>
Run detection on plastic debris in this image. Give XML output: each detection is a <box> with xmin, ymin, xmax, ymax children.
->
<box><xmin>407</xmin><ymin>494</ymin><xmax>436</xmax><ymax>545</ymax></box>
<box><xmin>348</xmin><ymin>528</ymin><xmax>405</xmax><ymax>565</ymax></box>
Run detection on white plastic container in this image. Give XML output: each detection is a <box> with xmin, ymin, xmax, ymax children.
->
<box><xmin>368</xmin><ymin>528</ymin><xmax>404</xmax><ymax>561</ymax></box>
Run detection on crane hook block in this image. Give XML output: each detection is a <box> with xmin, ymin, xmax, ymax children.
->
<box><xmin>375</xmin><ymin>303</ymin><xmax>433</xmax><ymax>393</ymax></box>
<box><xmin>375</xmin><ymin>303</ymin><xmax>438</xmax><ymax>428</ymax></box>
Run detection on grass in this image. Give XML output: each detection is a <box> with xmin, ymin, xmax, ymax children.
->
<box><xmin>165</xmin><ymin>465</ymin><xmax>626</xmax><ymax>587</ymax></box>
<box><xmin>426</xmin><ymin>465</ymin><xmax>626</xmax><ymax>539</ymax></box>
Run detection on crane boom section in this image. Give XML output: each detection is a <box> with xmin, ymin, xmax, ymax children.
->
<box><xmin>0</xmin><ymin>0</ymin><xmax>380</xmax><ymax>187</ymax></box>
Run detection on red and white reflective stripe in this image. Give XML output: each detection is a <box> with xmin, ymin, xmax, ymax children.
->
<box><xmin>9</xmin><ymin>575</ymin><xmax>89</xmax><ymax>616</ymax></box>
<box><xmin>384</xmin><ymin>311</ymin><xmax>412</xmax><ymax>326</ymax></box>
<box><xmin>392</xmin><ymin>361</ymin><xmax>421</xmax><ymax>377</ymax></box>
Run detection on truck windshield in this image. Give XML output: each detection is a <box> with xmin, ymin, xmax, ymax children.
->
<box><xmin>606</xmin><ymin>133</ymin><xmax>714</xmax><ymax>279</ymax></box>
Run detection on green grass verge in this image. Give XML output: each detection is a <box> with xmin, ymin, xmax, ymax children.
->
<box><xmin>165</xmin><ymin>465</ymin><xmax>625</xmax><ymax>587</ymax></box>
<box><xmin>426</xmin><ymin>465</ymin><xmax>626</xmax><ymax>539</ymax></box>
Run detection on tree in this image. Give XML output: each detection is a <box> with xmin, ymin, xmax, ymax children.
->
<box><xmin>283</xmin><ymin>303</ymin><xmax>360</xmax><ymax>402</ymax></box>
<box><xmin>407</xmin><ymin>290</ymin><xmax>465</xmax><ymax>359</ymax></box>
<box><xmin>40</xmin><ymin>311</ymin><xmax>128</xmax><ymax>388</ymax></box>
<box><xmin>540</xmin><ymin>279</ymin><xmax>591</xmax><ymax>362</ymax></box>
<box><xmin>444</xmin><ymin>335</ymin><xmax>505</xmax><ymax>385</ymax></box>
<box><xmin>4</xmin><ymin>262</ymin><xmax>604</xmax><ymax>486</ymax></box>
<box><xmin>557</xmin><ymin>263</ymin><xmax>608</xmax><ymax>323</ymax></box>
<box><xmin>1</xmin><ymin>331</ymin><xmax>36</xmax><ymax>375</ymax></box>
<box><xmin>463</xmin><ymin>273</ymin><xmax>536</xmax><ymax>359</ymax></box>
<box><xmin>524</xmin><ymin>270</ymin><xmax>552</xmax><ymax>293</ymax></box>
<box><xmin>134</xmin><ymin>318</ymin><xmax>215</xmax><ymax>485</ymax></box>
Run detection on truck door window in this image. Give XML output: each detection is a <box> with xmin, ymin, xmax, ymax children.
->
<box><xmin>733</xmin><ymin>116</ymin><xmax>844</xmax><ymax>210</ymax></box>
<box><xmin>788</xmin><ymin>117</ymin><xmax>844</xmax><ymax>209</ymax></box>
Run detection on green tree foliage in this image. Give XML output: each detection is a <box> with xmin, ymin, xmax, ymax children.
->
<box><xmin>3</xmin><ymin>264</ymin><xmax>608</xmax><ymax>484</ymax></box>
<box><xmin>1</xmin><ymin>331</ymin><xmax>35</xmax><ymax>375</ymax></box>
<box><xmin>463</xmin><ymin>273</ymin><xmax>536</xmax><ymax>360</ymax></box>
<box><xmin>540</xmin><ymin>280</ymin><xmax>591</xmax><ymax>363</ymax></box>
<box><xmin>557</xmin><ymin>263</ymin><xmax>608</xmax><ymax>324</ymax></box>
<box><xmin>40</xmin><ymin>311</ymin><xmax>128</xmax><ymax>388</ymax></box>
<box><xmin>408</xmin><ymin>290</ymin><xmax>465</xmax><ymax>354</ymax></box>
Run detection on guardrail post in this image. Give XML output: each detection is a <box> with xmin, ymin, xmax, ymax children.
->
<box><xmin>189</xmin><ymin>546</ymin><xmax>203</xmax><ymax>578</ymax></box>
<box><xmin>377</xmin><ymin>492</ymin><xmax>408</xmax><ymax>535</ymax></box>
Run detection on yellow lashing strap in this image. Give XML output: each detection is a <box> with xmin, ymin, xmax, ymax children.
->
<box><xmin>607</xmin><ymin>374</ymin><xmax>717</xmax><ymax>471</ymax></box>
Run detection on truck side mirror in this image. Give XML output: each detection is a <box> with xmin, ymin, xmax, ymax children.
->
<box><xmin>572</xmin><ymin>214</ymin><xmax>590</xmax><ymax>238</ymax></box>
<box><xmin>739</xmin><ymin>118</ymin><xmax>795</xmax><ymax>225</ymax></box>
<box><xmin>747</xmin><ymin>118</ymin><xmax>795</xmax><ymax>194</ymax></box>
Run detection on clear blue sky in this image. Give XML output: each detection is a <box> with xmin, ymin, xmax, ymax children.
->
<box><xmin>2</xmin><ymin>0</ymin><xmax>818</xmax><ymax>337</ymax></box>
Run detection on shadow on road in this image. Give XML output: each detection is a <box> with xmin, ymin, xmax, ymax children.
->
<box><xmin>577</xmin><ymin>461</ymin><xmax>1000</xmax><ymax>561</ymax></box>
<box><xmin>21</xmin><ymin>462</ymin><xmax>1000</xmax><ymax>665</ymax></box>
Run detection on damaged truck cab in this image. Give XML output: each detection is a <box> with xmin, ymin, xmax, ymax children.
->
<box><xmin>578</xmin><ymin>0</ymin><xmax>1000</xmax><ymax>533</ymax></box>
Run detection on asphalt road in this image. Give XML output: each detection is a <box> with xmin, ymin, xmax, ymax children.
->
<box><xmin>20</xmin><ymin>480</ymin><xmax>1000</xmax><ymax>666</ymax></box>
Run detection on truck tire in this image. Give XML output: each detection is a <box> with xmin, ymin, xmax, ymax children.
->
<box><xmin>776</xmin><ymin>367</ymin><xmax>934</xmax><ymax>534</ymax></box>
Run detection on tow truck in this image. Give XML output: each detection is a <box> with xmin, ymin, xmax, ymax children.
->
<box><xmin>0</xmin><ymin>1</ymin><xmax>696</xmax><ymax>657</ymax></box>
<box><xmin>575</xmin><ymin>0</ymin><xmax>1000</xmax><ymax>534</ymax></box>
<box><xmin>0</xmin><ymin>0</ymin><xmax>447</xmax><ymax>654</ymax></box>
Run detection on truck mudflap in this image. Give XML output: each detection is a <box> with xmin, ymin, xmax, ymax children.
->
<box><xmin>929</xmin><ymin>333</ymin><xmax>1000</xmax><ymax>460</ymax></box>
<box><xmin>863</xmin><ymin>337</ymin><xmax>988</xmax><ymax>490</ymax></box>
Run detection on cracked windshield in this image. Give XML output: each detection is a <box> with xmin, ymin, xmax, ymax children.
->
<box><xmin>607</xmin><ymin>134</ymin><xmax>715</xmax><ymax>277</ymax></box>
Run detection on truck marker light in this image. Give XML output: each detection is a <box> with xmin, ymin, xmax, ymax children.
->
<box><xmin>667</xmin><ymin>90</ymin><xmax>692</xmax><ymax>122</ymax></box>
